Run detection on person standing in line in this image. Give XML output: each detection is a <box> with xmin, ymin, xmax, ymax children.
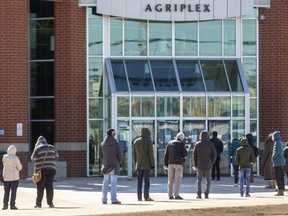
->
<box><xmin>262</xmin><ymin>133</ymin><xmax>276</xmax><ymax>189</ymax></box>
<box><xmin>164</xmin><ymin>132</ymin><xmax>188</xmax><ymax>200</ymax></box>
<box><xmin>271</xmin><ymin>131</ymin><xmax>286</xmax><ymax>196</ymax></box>
<box><xmin>230</xmin><ymin>138</ymin><xmax>240</xmax><ymax>186</ymax></box>
<box><xmin>210</xmin><ymin>131</ymin><xmax>223</xmax><ymax>181</ymax></box>
<box><xmin>193</xmin><ymin>130</ymin><xmax>216</xmax><ymax>199</ymax></box>
<box><xmin>2</xmin><ymin>145</ymin><xmax>22</xmax><ymax>210</ymax></box>
<box><xmin>246</xmin><ymin>133</ymin><xmax>258</xmax><ymax>183</ymax></box>
<box><xmin>133</xmin><ymin>127</ymin><xmax>155</xmax><ymax>201</ymax></box>
<box><xmin>236</xmin><ymin>137</ymin><xmax>255</xmax><ymax>197</ymax></box>
<box><xmin>100</xmin><ymin>128</ymin><xmax>122</xmax><ymax>204</ymax></box>
<box><xmin>283</xmin><ymin>142</ymin><xmax>288</xmax><ymax>185</ymax></box>
<box><xmin>31</xmin><ymin>136</ymin><xmax>59</xmax><ymax>208</ymax></box>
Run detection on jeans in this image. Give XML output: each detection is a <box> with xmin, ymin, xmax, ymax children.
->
<box><xmin>3</xmin><ymin>180</ymin><xmax>19</xmax><ymax>207</ymax></box>
<box><xmin>232</xmin><ymin>165</ymin><xmax>239</xmax><ymax>184</ymax></box>
<box><xmin>239</xmin><ymin>167</ymin><xmax>251</xmax><ymax>195</ymax></box>
<box><xmin>102</xmin><ymin>170</ymin><xmax>118</xmax><ymax>202</ymax></box>
<box><xmin>274</xmin><ymin>166</ymin><xmax>285</xmax><ymax>190</ymax></box>
<box><xmin>197</xmin><ymin>169</ymin><xmax>212</xmax><ymax>194</ymax></box>
<box><xmin>167</xmin><ymin>164</ymin><xmax>183</xmax><ymax>197</ymax></box>
<box><xmin>36</xmin><ymin>168</ymin><xmax>56</xmax><ymax>206</ymax></box>
<box><xmin>137</xmin><ymin>169</ymin><xmax>150</xmax><ymax>199</ymax></box>
<box><xmin>211</xmin><ymin>156</ymin><xmax>221</xmax><ymax>180</ymax></box>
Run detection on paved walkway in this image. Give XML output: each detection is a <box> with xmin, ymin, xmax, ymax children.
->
<box><xmin>1</xmin><ymin>176</ymin><xmax>287</xmax><ymax>215</ymax></box>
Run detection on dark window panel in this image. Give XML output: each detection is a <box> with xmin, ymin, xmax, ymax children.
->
<box><xmin>30</xmin><ymin>121</ymin><xmax>54</xmax><ymax>151</ymax></box>
<box><xmin>111</xmin><ymin>60</ymin><xmax>129</xmax><ymax>91</ymax></box>
<box><xmin>30</xmin><ymin>98</ymin><xmax>54</xmax><ymax>119</ymax></box>
<box><xmin>30</xmin><ymin>0</ymin><xmax>54</xmax><ymax>18</ymax></box>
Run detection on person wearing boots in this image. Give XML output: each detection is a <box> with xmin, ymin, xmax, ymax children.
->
<box><xmin>262</xmin><ymin>133</ymin><xmax>276</xmax><ymax>189</ymax></box>
<box><xmin>210</xmin><ymin>131</ymin><xmax>223</xmax><ymax>181</ymax></box>
<box><xmin>193</xmin><ymin>130</ymin><xmax>217</xmax><ymax>199</ymax></box>
<box><xmin>236</xmin><ymin>138</ymin><xmax>255</xmax><ymax>197</ymax></box>
<box><xmin>272</xmin><ymin>131</ymin><xmax>286</xmax><ymax>196</ymax></box>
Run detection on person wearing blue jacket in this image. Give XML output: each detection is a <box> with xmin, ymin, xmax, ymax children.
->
<box><xmin>272</xmin><ymin>131</ymin><xmax>286</xmax><ymax>196</ymax></box>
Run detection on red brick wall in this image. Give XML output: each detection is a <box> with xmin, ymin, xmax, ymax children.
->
<box><xmin>0</xmin><ymin>1</ymin><xmax>28</xmax><ymax>144</ymax></box>
<box><xmin>259</xmin><ymin>1</ymin><xmax>288</xmax><ymax>142</ymax></box>
<box><xmin>54</xmin><ymin>0</ymin><xmax>87</xmax><ymax>176</ymax></box>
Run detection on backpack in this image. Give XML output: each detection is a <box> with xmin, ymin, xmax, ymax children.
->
<box><xmin>253</xmin><ymin>145</ymin><xmax>259</xmax><ymax>157</ymax></box>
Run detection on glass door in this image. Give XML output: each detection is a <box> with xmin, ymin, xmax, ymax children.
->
<box><xmin>156</xmin><ymin>120</ymin><xmax>179</xmax><ymax>176</ymax></box>
<box><xmin>208</xmin><ymin>120</ymin><xmax>230</xmax><ymax>175</ymax></box>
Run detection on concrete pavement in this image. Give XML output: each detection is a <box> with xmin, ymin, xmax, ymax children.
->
<box><xmin>1</xmin><ymin>176</ymin><xmax>287</xmax><ymax>216</ymax></box>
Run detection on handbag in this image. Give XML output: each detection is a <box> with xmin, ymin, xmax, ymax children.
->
<box><xmin>32</xmin><ymin>146</ymin><xmax>49</xmax><ymax>184</ymax></box>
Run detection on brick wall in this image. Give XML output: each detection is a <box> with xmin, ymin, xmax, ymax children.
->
<box><xmin>0</xmin><ymin>1</ymin><xmax>28</xmax><ymax>144</ymax></box>
<box><xmin>54</xmin><ymin>0</ymin><xmax>87</xmax><ymax>176</ymax></box>
<box><xmin>259</xmin><ymin>1</ymin><xmax>288</xmax><ymax>142</ymax></box>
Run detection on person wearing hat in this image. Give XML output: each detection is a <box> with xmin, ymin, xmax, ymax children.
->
<box><xmin>99</xmin><ymin>128</ymin><xmax>123</xmax><ymax>204</ymax></box>
<box><xmin>236</xmin><ymin>137</ymin><xmax>255</xmax><ymax>197</ymax></box>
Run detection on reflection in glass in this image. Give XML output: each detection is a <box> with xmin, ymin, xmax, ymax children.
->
<box><xmin>30</xmin><ymin>62</ymin><xmax>54</xmax><ymax>96</ymax></box>
<box><xmin>111</xmin><ymin>60</ymin><xmax>129</xmax><ymax>91</ymax></box>
<box><xmin>225</xmin><ymin>60</ymin><xmax>243</xmax><ymax>92</ymax></box>
<box><xmin>30</xmin><ymin>20</ymin><xmax>54</xmax><ymax>60</ymax></box>
<box><xmin>110</xmin><ymin>18</ymin><xmax>123</xmax><ymax>56</ymax></box>
<box><xmin>232</xmin><ymin>120</ymin><xmax>245</xmax><ymax>139</ymax></box>
<box><xmin>201</xmin><ymin>60</ymin><xmax>229</xmax><ymax>91</ymax></box>
<box><xmin>199</xmin><ymin>20</ymin><xmax>222</xmax><ymax>56</ymax></box>
<box><xmin>243</xmin><ymin>19</ymin><xmax>256</xmax><ymax>56</ymax></box>
<box><xmin>126</xmin><ymin>60</ymin><xmax>154</xmax><ymax>91</ymax></box>
<box><xmin>183</xmin><ymin>97</ymin><xmax>206</xmax><ymax>117</ymax></box>
<box><xmin>89</xmin><ymin>16</ymin><xmax>103</xmax><ymax>55</ymax></box>
<box><xmin>232</xmin><ymin>97</ymin><xmax>245</xmax><ymax>117</ymax></box>
<box><xmin>208</xmin><ymin>97</ymin><xmax>231</xmax><ymax>117</ymax></box>
<box><xmin>89</xmin><ymin>57</ymin><xmax>103</xmax><ymax>97</ymax></box>
<box><xmin>175</xmin><ymin>22</ymin><xmax>197</xmax><ymax>56</ymax></box>
<box><xmin>149</xmin><ymin>22</ymin><xmax>172</xmax><ymax>56</ymax></box>
<box><xmin>117</xmin><ymin>97</ymin><xmax>129</xmax><ymax>117</ymax></box>
<box><xmin>89</xmin><ymin>98</ymin><xmax>103</xmax><ymax>119</ymax></box>
<box><xmin>243</xmin><ymin>58</ymin><xmax>257</xmax><ymax>97</ymax></box>
<box><xmin>89</xmin><ymin>120</ymin><xmax>103</xmax><ymax>175</ymax></box>
<box><xmin>150</xmin><ymin>60</ymin><xmax>178</xmax><ymax>91</ymax></box>
<box><xmin>223</xmin><ymin>19</ymin><xmax>236</xmax><ymax>56</ymax></box>
<box><xmin>117</xmin><ymin>120</ymin><xmax>130</xmax><ymax>175</ymax></box>
<box><xmin>250</xmin><ymin>98</ymin><xmax>257</xmax><ymax>119</ymax></box>
<box><xmin>132</xmin><ymin>97</ymin><xmax>155</xmax><ymax>117</ymax></box>
<box><xmin>125</xmin><ymin>19</ymin><xmax>147</xmax><ymax>56</ymax></box>
<box><xmin>176</xmin><ymin>60</ymin><xmax>205</xmax><ymax>91</ymax></box>
<box><xmin>157</xmin><ymin>97</ymin><xmax>180</xmax><ymax>117</ymax></box>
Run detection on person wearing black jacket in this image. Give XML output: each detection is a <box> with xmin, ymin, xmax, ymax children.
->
<box><xmin>210</xmin><ymin>131</ymin><xmax>223</xmax><ymax>180</ymax></box>
<box><xmin>164</xmin><ymin>132</ymin><xmax>188</xmax><ymax>200</ymax></box>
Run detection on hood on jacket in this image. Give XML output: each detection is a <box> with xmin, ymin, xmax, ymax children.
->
<box><xmin>35</xmin><ymin>135</ymin><xmax>48</xmax><ymax>147</ymax></box>
<box><xmin>273</xmin><ymin>131</ymin><xmax>281</xmax><ymax>141</ymax></box>
<box><xmin>200</xmin><ymin>130</ymin><xmax>209</xmax><ymax>141</ymax></box>
<box><xmin>212</xmin><ymin>131</ymin><xmax>218</xmax><ymax>138</ymax></box>
<box><xmin>246</xmin><ymin>133</ymin><xmax>254</xmax><ymax>144</ymax></box>
<box><xmin>176</xmin><ymin>132</ymin><xmax>185</xmax><ymax>141</ymax></box>
<box><xmin>141</xmin><ymin>127</ymin><xmax>151</xmax><ymax>139</ymax></box>
<box><xmin>7</xmin><ymin>145</ymin><xmax>17</xmax><ymax>155</ymax></box>
<box><xmin>240</xmin><ymin>138</ymin><xmax>249</xmax><ymax>146</ymax></box>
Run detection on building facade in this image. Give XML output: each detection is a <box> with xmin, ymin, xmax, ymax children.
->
<box><xmin>2</xmin><ymin>0</ymin><xmax>287</xmax><ymax>178</ymax></box>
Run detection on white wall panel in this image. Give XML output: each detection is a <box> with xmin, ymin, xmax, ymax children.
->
<box><xmin>171</xmin><ymin>0</ymin><xmax>185</xmax><ymax>21</ymax></box>
<box><xmin>185</xmin><ymin>0</ymin><xmax>200</xmax><ymax>22</ymax></box>
<box><xmin>126</xmin><ymin>0</ymin><xmax>142</xmax><ymax>20</ymax></box>
<box><xmin>142</xmin><ymin>0</ymin><xmax>157</xmax><ymax>20</ymax></box>
<box><xmin>199</xmin><ymin>0</ymin><xmax>214</xmax><ymax>21</ymax></box>
<box><xmin>228</xmin><ymin>0</ymin><xmax>241</xmax><ymax>18</ymax></box>
<box><xmin>214</xmin><ymin>0</ymin><xmax>227</xmax><ymax>20</ymax></box>
<box><xmin>111</xmin><ymin>0</ymin><xmax>126</xmax><ymax>17</ymax></box>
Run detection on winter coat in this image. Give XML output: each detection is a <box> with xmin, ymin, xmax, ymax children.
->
<box><xmin>230</xmin><ymin>138</ymin><xmax>240</xmax><ymax>166</ymax></box>
<box><xmin>164</xmin><ymin>138</ymin><xmax>188</xmax><ymax>166</ymax></box>
<box><xmin>133</xmin><ymin>128</ymin><xmax>155</xmax><ymax>170</ymax></box>
<box><xmin>31</xmin><ymin>136</ymin><xmax>59</xmax><ymax>171</ymax></box>
<box><xmin>100</xmin><ymin>135</ymin><xmax>123</xmax><ymax>175</ymax></box>
<box><xmin>210</xmin><ymin>135</ymin><xmax>223</xmax><ymax>158</ymax></box>
<box><xmin>2</xmin><ymin>145</ymin><xmax>22</xmax><ymax>182</ymax></box>
<box><xmin>236</xmin><ymin>138</ymin><xmax>255</xmax><ymax>169</ymax></box>
<box><xmin>193</xmin><ymin>138</ymin><xmax>216</xmax><ymax>170</ymax></box>
<box><xmin>246</xmin><ymin>133</ymin><xmax>259</xmax><ymax>157</ymax></box>
<box><xmin>272</xmin><ymin>131</ymin><xmax>285</xmax><ymax>167</ymax></box>
<box><xmin>262</xmin><ymin>135</ymin><xmax>275</xmax><ymax>180</ymax></box>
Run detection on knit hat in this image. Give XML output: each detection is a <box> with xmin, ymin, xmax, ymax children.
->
<box><xmin>106</xmin><ymin>128</ymin><xmax>115</xmax><ymax>136</ymax></box>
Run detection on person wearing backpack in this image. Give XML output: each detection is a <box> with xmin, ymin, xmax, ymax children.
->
<box><xmin>210</xmin><ymin>131</ymin><xmax>223</xmax><ymax>181</ymax></box>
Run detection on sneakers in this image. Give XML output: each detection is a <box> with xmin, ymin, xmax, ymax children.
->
<box><xmin>102</xmin><ymin>201</ymin><xmax>107</xmax><ymax>204</ymax></box>
<box><xmin>2</xmin><ymin>205</ymin><xmax>8</xmax><ymax>210</ymax></box>
<box><xmin>196</xmin><ymin>194</ymin><xmax>202</xmax><ymax>199</ymax></box>
<box><xmin>174</xmin><ymin>196</ymin><xmax>183</xmax><ymax>200</ymax></box>
<box><xmin>10</xmin><ymin>206</ymin><xmax>18</xmax><ymax>210</ymax></box>
<box><xmin>137</xmin><ymin>198</ymin><xmax>143</xmax><ymax>201</ymax></box>
<box><xmin>49</xmin><ymin>205</ymin><xmax>55</xmax><ymax>208</ymax></box>
<box><xmin>245</xmin><ymin>194</ymin><xmax>251</xmax><ymax>197</ymax></box>
<box><xmin>145</xmin><ymin>197</ymin><xmax>154</xmax><ymax>201</ymax></box>
<box><xmin>34</xmin><ymin>205</ymin><xmax>41</xmax><ymax>208</ymax></box>
<box><xmin>169</xmin><ymin>196</ymin><xmax>174</xmax><ymax>200</ymax></box>
<box><xmin>112</xmin><ymin>200</ymin><xmax>121</xmax><ymax>204</ymax></box>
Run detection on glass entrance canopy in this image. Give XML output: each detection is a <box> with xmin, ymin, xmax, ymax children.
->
<box><xmin>105</xmin><ymin>58</ymin><xmax>249</xmax><ymax>94</ymax></box>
